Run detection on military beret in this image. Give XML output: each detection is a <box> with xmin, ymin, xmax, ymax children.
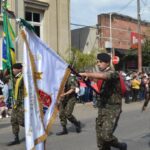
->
<box><xmin>12</xmin><ymin>63</ymin><xmax>22</xmax><ymax>69</ymax></box>
<box><xmin>97</xmin><ymin>53</ymin><xmax>111</xmax><ymax>63</ymax></box>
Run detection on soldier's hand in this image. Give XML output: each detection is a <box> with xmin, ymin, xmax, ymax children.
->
<box><xmin>60</xmin><ymin>93</ymin><xmax>65</xmax><ymax>98</ymax></box>
<box><xmin>79</xmin><ymin>73</ymin><xmax>88</xmax><ymax>78</ymax></box>
<box><xmin>78</xmin><ymin>73</ymin><xmax>87</xmax><ymax>82</ymax></box>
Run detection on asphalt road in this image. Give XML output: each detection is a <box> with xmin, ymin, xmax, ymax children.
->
<box><xmin>0</xmin><ymin>100</ymin><xmax>150</xmax><ymax>150</ymax></box>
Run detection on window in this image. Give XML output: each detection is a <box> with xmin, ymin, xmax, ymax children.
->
<box><xmin>34</xmin><ymin>26</ymin><xmax>40</xmax><ymax>37</ymax></box>
<box><xmin>25</xmin><ymin>12</ymin><xmax>32</xmax><ymax>21</ymax></box>
<box><xmin>25</xmin><ymin>11</ymin><xmax>42</xmax><ymax>37</ymax></box>
<box><xmin>33</xmin><ymin>13</ymin><xmax>40</xmax><ymax>22</ymax></box>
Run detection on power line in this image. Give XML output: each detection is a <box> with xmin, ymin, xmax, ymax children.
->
<box><xmin>71</xmin><ymin>0</ymin><xmax>137</xmax><ymax>29</ymax></box>
<box><xmin>116</xmin><ymin>0</ymin><xmax>136</xmax><ymax>13</ymax></box>
<box><xmin>71</xmin><ymin>23</ymin><xmax>97</xmax><ymax>29</ymax></box>
<box><xmin>141</xmin><ymin>0</ymin><xmax>147</xmax><ymax>6</ymax></box>
<box><xmin>71</xmin><ymin>23</ymin><xmax>150</xmax><ymax>38</ymax></box>
<box><xmin>141</xmin><ymin>0</ymin><xmax>150</xmax><ymax>11</ymax></box>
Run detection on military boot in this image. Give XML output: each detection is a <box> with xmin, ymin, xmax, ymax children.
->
<box><xmin>68</xmin><ymin>117</ymin><xmax>81</xmax><ymax>133</ymax></box>
<box><xmin>100</xmin><ymin>147</ymin><xmax>110</xmax><ymax>150</ymax></box>
<box><xmin>75</xmin><ymin>121</ymin><xmax>81</xmax><ymax>133</ymax></box>
<box><xmin>99</xmin><ymin>146</ymin><xmax>110</xmax><ymax>150</ymax></box>
<box><xmin>56</xmin><ymin>126</ymin><xmax>68</xmax><ymax>136</ymax></box>
<box><xmin>101</xmin><ymin>143</ymin><xmax>111</xmax><ymax>150</ymax></box>
<box><xmin>112</xmin><ymin>142</ymin><xmax>127</xmax><ymax>150</ymax></box>
<box><xmin>104</xmin><ymin>145</ymin><xmax>111</xmax><ymax>150</ymax></box>
<box><xmin>7</xmin><ymin>134</ymin><xmax>20</xmax><ymax>146</ymax></box>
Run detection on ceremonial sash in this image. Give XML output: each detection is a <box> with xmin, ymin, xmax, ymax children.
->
<box><xmin>14</xmin><ymin>74</ymin><xmax>23</xmax><ymax>100</ymax></box>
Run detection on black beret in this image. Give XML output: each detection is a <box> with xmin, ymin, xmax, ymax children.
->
<box><xmin>12</xmin><ymin>63</ymin><xmax>22</xmax><ymax>69</ymax></box>
<box><xmin>97</xmin><ymin>53</ymin><xmax>111</xmax><ymax>63</ymax></box>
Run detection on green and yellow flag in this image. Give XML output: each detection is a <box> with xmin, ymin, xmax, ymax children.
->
<box><xmin>2</xmin><ymin>1</ymin><xmax>16</xmax><ymax>103</ymax></box>
<box><xmin>2</xmin><ymin>6</ymin><xmax>16</xmax><ymax>71</ymax></box>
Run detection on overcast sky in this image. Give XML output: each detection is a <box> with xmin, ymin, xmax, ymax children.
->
<box><xmin>71</xmin><ymin>0</ymin><xmax>150</xmax><ymax>29</ymax></box>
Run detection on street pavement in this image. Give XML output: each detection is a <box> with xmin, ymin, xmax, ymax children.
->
<box><xmin>0</xmin><ymin>100</ymin><xmax>150</xmax><ymax>150</ymax></box>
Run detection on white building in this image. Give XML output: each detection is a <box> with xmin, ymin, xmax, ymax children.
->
<box><xmin>0</xmin><ymin>0</ymin><xmax>71</xmax><ymax>61</ymax></box>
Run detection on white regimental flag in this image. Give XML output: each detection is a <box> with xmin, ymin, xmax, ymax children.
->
<box><xmin>22</xmin><ymin>27</ymin><xmax>70</xmax><ymax>150</ymax></box>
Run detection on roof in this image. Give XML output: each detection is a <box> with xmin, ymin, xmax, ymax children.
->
<box><xmin>98</xmin><ymin>13</ymin><xmax>150</xmax><ymax>27</ymax></box>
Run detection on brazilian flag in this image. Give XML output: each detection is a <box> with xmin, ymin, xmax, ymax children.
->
<box><xmin>2</xmin><ymin>9</ymin><xmax>16</xmax><ymax>71</ymax></box>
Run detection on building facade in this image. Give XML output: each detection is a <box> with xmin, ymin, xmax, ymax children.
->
<box><xmin>71</xmin><ymin>26</ymin><xmax>99</xmax><ymax>54</ymax></box>
<box><xmin>0</xmin><ymin>0</ymin><xmax>71</xmax><ymax>62</ymax></box>
<box><xmin>98</xmin><ymin>13</ymin><xmax>150</xmax><ymax>52</ymax></box>
<box><xmin>98</xmin><ymin>13</ymin><xmax>150</xmax><ymax>70</ymax></box>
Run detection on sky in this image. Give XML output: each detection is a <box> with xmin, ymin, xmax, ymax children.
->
<box><xmin>71</xmin><ymin>0</ymin><xmax>150</xmax><ymax>29</ymax></box>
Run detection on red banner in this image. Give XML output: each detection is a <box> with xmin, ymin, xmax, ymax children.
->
<box><xmin>130</xmin><ymin>32</ymin><xmax>144</xmax><ymax>49</ymax></box>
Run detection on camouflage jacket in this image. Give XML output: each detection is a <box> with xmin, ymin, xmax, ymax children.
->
<box><xmin>63</xmin><ymin>75</ymin><xmax>78</xmax><ymax>100</ymax></box>
<box><xmin>97</xmin><ymin>68</ymin><xmax>122</xmax><ymax>107</ymax></box>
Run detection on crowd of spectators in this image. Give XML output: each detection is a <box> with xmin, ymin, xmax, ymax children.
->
<box><xmin>0</xmin><ymin>70</ymin><xmax>12</xmax><ymax>119</ymax></box>
<box><xmin>76</xmin><ymin>70</ymin><xmax>150</xmax><ymax>107</ymax></box>
<box><xmin>123</xmin><ymin>71</ymin><xmax>150</xmax><ymax>104</ymax></box>
<box><xmin>0</xmin><ymin>69</ymin><xmax>150</xmax><ymax>118</ymax></box>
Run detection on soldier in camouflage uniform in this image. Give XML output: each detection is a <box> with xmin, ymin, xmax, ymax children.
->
<box><xmin>56</xmin><ymin>74</ymin><xmax>81</xmax><ymax>135</ymax></box>
<box><xmin>142</xmin><ymin>77</ymin><xmax>150</xmax><ymax>111</ymax></box>
<box><xmin>80</xmin><ymin>53</ymin><xmax>127</xmax><ymax>150</ymax></box>
<box><xmin>8</xmin><ymin>63</ymin><xmax>24</xmax><ymax>146</ymax></box>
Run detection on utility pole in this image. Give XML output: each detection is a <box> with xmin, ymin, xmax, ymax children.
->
<box><xmin>137</xmin><ymin>0</ymin><xmax>142</xmax><ymax>72</ymax></box>
<box><xmin>109</xmin><ymin>13</ymin><xmax>112</xmax><ymax>51</ymax></box>
<box><xmin>109</xmin><ymin>13</ymin><xmax>115</xmax><ymax>69</ymax></box>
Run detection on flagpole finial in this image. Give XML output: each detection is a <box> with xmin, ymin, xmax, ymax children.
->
<box><xmin>2</xmin><ymin>0</ymin><xmax>16</xmax><ymax>19</ymax></box>
<box><xmin>16</xmin><ymin>18</ymin><xmax>21</xmax><ymax>23</ymax></box>
<box><xmin>16</xmin><ymin>18</ymin><xmax>23</xmax><ymax>29</ymax></box>
<box><xmin>2</xmin><ymin>0</ymin><xmax>7</xmax><ymax>8</ymax></box>
<box><xmin>16</xmin><ymin>18</ymin><xmax>21</xmax><ymax>22</ymax></box>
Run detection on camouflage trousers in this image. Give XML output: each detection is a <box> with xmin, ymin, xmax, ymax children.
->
<box><xmin>96</xmin><ymin>105</ymin><xmax>121</xmax><ymax>150</ymax></box>
<box><xmin>11</xmin><ymin>107</ymin><xmax>24</xmax><ymax>135</ymax></box>
<box><xmin>59</xmin><ymin>96</ymin><xmax>77</xmax><ymax>126</ymax></box>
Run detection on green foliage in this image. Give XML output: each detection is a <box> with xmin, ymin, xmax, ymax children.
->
<box><xmin>67</xmin><ymin>48</ymin><xmax>96</xmax><ymax>71</ymax></box>
<box><xmin>142</xmin><ymin>37</ymin><xmax>150</xmax><ymax>66</ymax></box>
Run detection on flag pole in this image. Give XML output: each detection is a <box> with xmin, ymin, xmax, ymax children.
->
<box><xmin>68</xmin><ymin>65</ymin><xmax>100</xmax><ymax>94</ymax></box>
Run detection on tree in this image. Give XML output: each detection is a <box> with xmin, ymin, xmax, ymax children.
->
<box><xmin>66</xmin><ymin>48</ymin><xmax>96</xmax><ymax>71</ymax></box>
<box><xmin>142</xmin><ymin>37</ymin><xmax>150</xmax><ymax>66</ymax></box>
